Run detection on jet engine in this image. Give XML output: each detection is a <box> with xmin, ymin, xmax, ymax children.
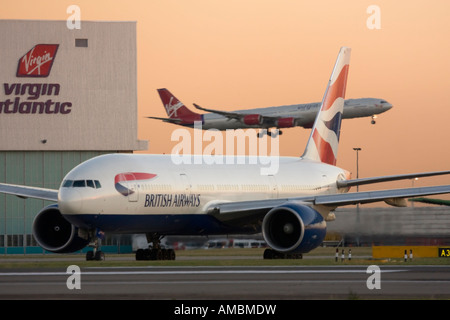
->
<box><xmin>243</xmin><ymin>114</ymin><xmax>263</xmax><ymax>125</ymax></box>
<box><xmin>262</xmin><ymin>202</ymin><xmax>326</xmax><ymax>254</ymax></box>
<box><xmin>276</xmin><ymin>117</ymin><xmax>296</xmax><ymax>128</ymax></box>
<box><xmin>32</xmin><ymin>204</ymin><xmax>89</xmax><ymax>253</ymax></box>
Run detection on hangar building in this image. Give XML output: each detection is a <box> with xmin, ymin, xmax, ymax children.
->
<box><xmin>0</xmin><ymin>20</ymin><xmax>148</xmax><ymax>254</ymax></box>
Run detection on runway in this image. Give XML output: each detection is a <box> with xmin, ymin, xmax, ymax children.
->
<box><xmin>1</xmin><ymin>265</ymin><xmax>450</xmax><ymax>300</ymax></box>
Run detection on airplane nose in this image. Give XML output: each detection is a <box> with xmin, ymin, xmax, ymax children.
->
<box><xmin>384</xmin><ymin>102</ymin><xmax>393</xmax><ymax>110</ymax></box>
<box><xmin>58</xmin><ymin>188</ymin><xmax>83</xmax><ymax>214</ymax></box>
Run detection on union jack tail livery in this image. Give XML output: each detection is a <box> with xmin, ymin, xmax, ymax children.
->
<box><xmin>302</xmin><ymin>47</ymin><xmax>351</xmax><ymax>165</ymax></box>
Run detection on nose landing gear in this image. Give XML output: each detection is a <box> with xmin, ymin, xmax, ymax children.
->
<box><xmin>82</xmin><ymin>229</ymin><xmax>105</xmax><ymax>261</ymax></box>
<box><xmin>85</xmin><ymin>234</ymin><xmax>105</xmax><ymax>261</ymax></box>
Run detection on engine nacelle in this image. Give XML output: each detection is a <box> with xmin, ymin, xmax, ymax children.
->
<box><xmin>243</xmin><ymin>114</ymin><xmax>263</xmax><ymax>125</ymax></box>
<box><xmin>32</xmin><ymin>204</ymin><xmax>89</xmax><ymax>253</ymax></box>
<box><xmin>276</xmin><ymin>117</ymin><xmax>296</xmax><ymax>128</ymax></box>
<box><xmin>262</xmin><ymin>202</ymin><xmax>326</xmax><ymax>253</ymax></box>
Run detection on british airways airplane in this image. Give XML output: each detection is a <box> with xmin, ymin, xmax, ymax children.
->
<box><xmin>1</xmin><ymin>47</ymin><xmax>449</xmax><ymax>261</ymax></box>
<box><xmin>149</xmin><ymin>90</ymin><xmax>392</xmax><ymax>137</ymax></box>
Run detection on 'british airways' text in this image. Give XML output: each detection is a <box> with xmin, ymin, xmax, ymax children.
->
<box><xmin>144</xmin><ymin>193</ymin><xmax>201</xmax><ymax>208</ymax></box>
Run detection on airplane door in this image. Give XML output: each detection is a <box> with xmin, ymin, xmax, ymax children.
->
<box><xmin>179</xmin><ymin>173</ymin><xmax>191</xmax><ymax>194</ymax></box>
<box><xmin>267</xmin><ymin>175</ymin><xmax>278</xmax><ymax>198</ymax></box>
<box><xmin>321</xmin><ymin>174</ymin><xmax>330</xmax><ymax>191</ymax></box>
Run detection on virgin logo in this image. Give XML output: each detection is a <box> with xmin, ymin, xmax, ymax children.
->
<box><xmin>165</xmin><ymin>97</ymin><xmax>183</xmax><ymax>118</ymax></box>
<box><xmin>17</xmin><ymin>44</ymin><xmax>59</xmax><ymax>77</ymax></box>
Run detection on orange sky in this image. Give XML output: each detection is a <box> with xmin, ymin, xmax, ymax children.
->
<box><xmin>2</xmin><ymin>0</ymin><xmax>450</xmax><ymax>193</ymax></box>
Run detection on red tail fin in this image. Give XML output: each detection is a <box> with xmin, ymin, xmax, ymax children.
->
<box><xmin>157</xmin><ymin>89</ymin><xmax>202</xmax><ymax>124</ymax></box>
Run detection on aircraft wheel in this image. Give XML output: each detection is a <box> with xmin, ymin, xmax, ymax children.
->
<box><xmin>86</xmin><ymin>251</ymin><xmax>94</xmax><ymax>261</ymax></box>
<box><xmin>135</xmin><ymin>248</ymin><xmax>176</xmax><ymax>260</ymax></box>
<box><xmin>263</xmin><ymin>248</ymin><xmax>302</xmax><ymax>259</ymax></box>
<box><xmin>144</xmin><ymin>249</ymin><xmax>152</xmax><ymax>260</ymax></box>
<box><xmin>161</xmin><ymin>249</ymin><xmax>169</xmax><ymax>260</ymax></box>
<box><xmin>136</xmin><ymin>248</ymin><xmax>144</xmax><ymax>260</ymax></box>
<box><xmin>95</xmin><ymin>251</ymin><xmax>105</xmax><ymax>261</ymax></box>
<box><xmin>263</xmin><ymin>248</ymin><xmax>274</xmax><ymax>259</ymax></box>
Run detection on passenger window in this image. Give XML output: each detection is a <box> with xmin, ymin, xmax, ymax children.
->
<box><xmin>86</xmin><ymin>180</ymin><xmax>95</xmax><ymax>188</ymax></box>
<box><xmin>73</xmin><ymin>180</ymin><xmax>86</xmax><ymax>187</ymax></box>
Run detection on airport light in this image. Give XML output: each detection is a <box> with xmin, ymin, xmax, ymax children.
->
<box><xmin>353</xmin><ymin>148</ymin><xmax>362</xmax><ymax>186</ymax></box>
<box><xmin>353</xmin><ymin>147</ymin><xmax>362</xmax><ymax>222</ymax></box>
<box><xmin>411</xmin><ymin>178</ymin><xmax>419</xmax><ymax>208</ymax></box>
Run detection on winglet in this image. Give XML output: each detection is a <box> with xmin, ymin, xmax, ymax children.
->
<box><xmin>302</xmin><ymin>47</ymin><xmax>351</xmax><ymax>165</ymax></box>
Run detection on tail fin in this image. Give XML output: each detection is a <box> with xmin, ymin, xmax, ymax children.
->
<box><xmin>157</xmin><ymin>88</ymin><xmax>202</xmax><ymax>123</ymax></box>
<box><xmin>302</xmin><ymin>47</ymin><xmax>351</xmax><ymax>165</ymax></box>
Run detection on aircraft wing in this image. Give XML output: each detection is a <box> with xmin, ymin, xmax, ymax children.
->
<box><xmin>208</xmin><ymin>185</ymin><xmax>450</xmax><ymax>225</ymax></box>
<box><xmin>193</xmin><ymin>103</ymin><xmax>299</xmax><ymax>126</ymax></box>
<box><xmin>409</xmin><ymin>197</ymin><xmax>450</xmax><ymax>206</ymax></box>
<box><xmin>0</xmin><ymin>183</ymin><xmax>58</xmax><ymax>201</ymax></box>
<box><xmin>193</xmin><ymin>103</ymin><xmax>246</xmax><ymax>121</ymax></box>
<box><xmin>313</xmin><ymin>185</ymin><xmax>450</xmax><ymax>206</ymax></box>
<box><xmin>337</xmin><ymin>170</ymin><xmax>450</xmax><ymax>188</ymax></box>
<box><xmin>146</xmin><ymin>116</ymin><xmax>183</xmax><ymax>124</ymax></box>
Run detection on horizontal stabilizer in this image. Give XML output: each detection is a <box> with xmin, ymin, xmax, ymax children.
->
<box><xmin>146</xmin><ymin>116</ymin><xmax>183</xmax><ymax>124</ymax></box>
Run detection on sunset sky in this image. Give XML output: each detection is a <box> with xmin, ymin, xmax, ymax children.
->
<box><xmin>2</xmin><ymin>0</ymin><xmax>450</xmax><ymax>193</ymax></box>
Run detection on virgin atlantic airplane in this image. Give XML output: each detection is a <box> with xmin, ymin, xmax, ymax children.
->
<box><xmin>0</xmin><ymin>47</ymin><xmax>448</xmax><ymax>261</ymax></box>
<box><xmin>149</xmin><ymin>90</ymin><xmax>392</xmax><ymax>137</ymax></box>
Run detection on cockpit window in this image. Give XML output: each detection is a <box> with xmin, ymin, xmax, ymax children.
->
<box><xmin>62</xmin><ymin>180</ymin><xmax>73</xmax><ymax>187</ymax></box>
<box><xmin>62</xmin><ymin>179</ymin><xmax>102</xmax><ymax>189</ymax></box>
<box><xmin>73</xmin><ymin>180</ymin><xmax>86</xmax><ymax>187</ymax></box>
<box><xmin>380</xmin><ymin>100</ymin><xmax>387</xmax><ymax>103</ymax></box>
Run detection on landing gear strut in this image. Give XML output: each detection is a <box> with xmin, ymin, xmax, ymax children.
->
<box><xmin>371</xmin><ymin>115</ymin><xmax>377</xmax><ymax>124</ymax></box>
<box><xmin>135</xmin><ymin>233</ymin><xmax>176</xmax><ymax>261</ymax></box>
<box><xmin>263</xmin><ymin>248</ymin><xmax>302</xmax><ymax>259</ymax></box>
<box><xmin>85</xmin><ymin>234</ymin><xmax>105</xmax><ymax>261</ymax></box>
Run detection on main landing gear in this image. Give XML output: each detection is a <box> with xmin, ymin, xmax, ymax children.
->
<box><xmin>263</xmin><ymin>248</ymin><xmax>303</xmax><ymax>259</ymax></box>
<box><xmin>135</xmin><ymin>233</ymin><xmax>176</xmax><ymax>261</ymax></box>
<box><xmin>257</xmin><ymin>129</ymin><xmax>283</xmax><ymax>138</ymax></box>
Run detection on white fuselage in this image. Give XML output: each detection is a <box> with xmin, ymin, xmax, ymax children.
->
<box><xmin>58</xmin><ymin>154</ymin><xmax>349</xmax><ymax>234</ymax></box>
<box><xmin>200</xmin><ymin>98</ymin><xmax>392</xmax><ymax>130</ymax></box>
